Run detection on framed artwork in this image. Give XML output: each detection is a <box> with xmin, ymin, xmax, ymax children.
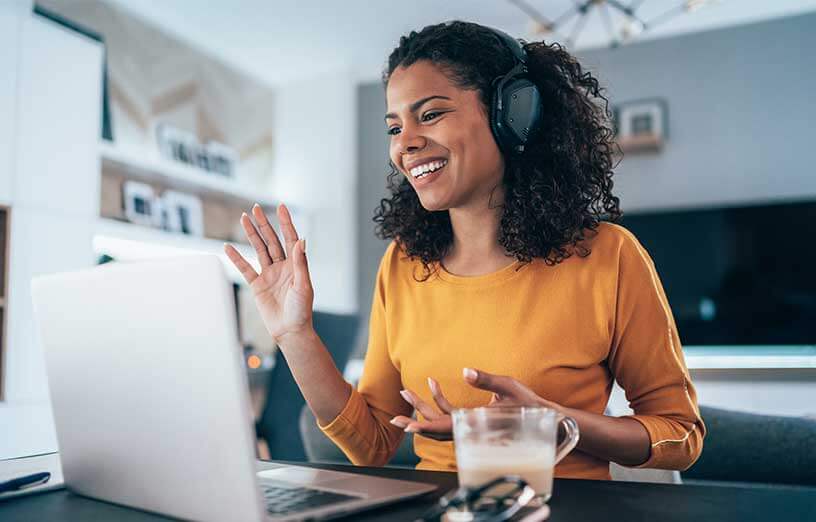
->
<box><xmin>612</xmin><ymin>98</ymin><xmax>668</xmax><ymax>153</ymax></box>
<box><xmin>122</xmin><ymin>181</ymin><xmax>159</xmax><ymax>227</ymax></box>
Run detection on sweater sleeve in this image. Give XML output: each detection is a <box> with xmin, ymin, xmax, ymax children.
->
<box><xmin>318</xmin><ymin>243</ymin><xmax>411</xmax><ymax>466</ymax></box>
<box><xmin>607</xmin><ymin>229</ymin><xmax>706</xmax><ymax>471</ymax></box>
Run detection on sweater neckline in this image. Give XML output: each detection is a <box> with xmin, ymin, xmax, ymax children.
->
<box><xmin>435</xmin><ymin>258</ymin><xmax>527</xmax><ymax>286</ymax></box>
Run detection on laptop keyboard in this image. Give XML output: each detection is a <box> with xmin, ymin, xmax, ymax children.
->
<box><xmin>261</xmin><ymin>484</ymin><xmax>361</xmax><ymax>517</ymax></box>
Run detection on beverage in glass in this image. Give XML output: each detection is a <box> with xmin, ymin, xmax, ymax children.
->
<box><xmin>452</xmin><ymin>406</ymin><xmax>579</xmax><ymax>502</ymax></box>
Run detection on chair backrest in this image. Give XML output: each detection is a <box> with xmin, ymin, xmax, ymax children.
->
<box><xmin>610</xmin><ymin>463</ymin><xmax>682</xmax><ymax>484</ymax></box>
<box><xmin>256</xmin><ymin>311</ymin><xmax>359</xmax><ymax>461</ymax></box>
<box><xmin>299</xmin><ymin>404</ymin><xmax>420</xmax><ymax>468</ymax></box>
<box><xmin>683</xmin><ymin>405</ymin><xmax>816</xmax><ymax>486</ymax></box>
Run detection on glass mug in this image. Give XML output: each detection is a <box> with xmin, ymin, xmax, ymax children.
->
<box><xmin>452</xmin><ymin>406</ymin><xmax>580</xmax><ymax>503</ymax></box>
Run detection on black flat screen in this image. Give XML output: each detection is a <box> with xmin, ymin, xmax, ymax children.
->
<box><xmin>619</xmin><ymin>200</ymin><xmax>816</xmax><ymax>345</ymax></box>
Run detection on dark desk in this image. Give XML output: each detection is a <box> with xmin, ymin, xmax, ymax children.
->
<box><xmin>1</xmin><ymin>461</ymin><xmax>814</xmax><ymax>521</ymax></box>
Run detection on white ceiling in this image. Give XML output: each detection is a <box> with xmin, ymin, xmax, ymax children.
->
<box><xmin>107</xmin><ymin>0</ymin><xmax>816</xmax><ymax>86</ymax></box>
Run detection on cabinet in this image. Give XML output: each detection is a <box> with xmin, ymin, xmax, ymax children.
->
<box><xmin>0</xmin><ymin>12</ymin><xmax>101</xmax><ymax>459</ymax></box>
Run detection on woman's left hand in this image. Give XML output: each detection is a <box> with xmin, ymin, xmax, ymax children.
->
<box><xmin>389</xmin><ymin>367</ymin><xmax>562</xmax><ymax>441</ymax></box>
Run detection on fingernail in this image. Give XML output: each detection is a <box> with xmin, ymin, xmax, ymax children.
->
<box><xmin>301</xmin><ymin>239</ymin><xmax>306</xmax><ymax>253</ymax></box>
<box><xmin>427</xmin><ymin>377</ymin><xmax>436</xmax><ymax>391</ymax></box>
<box><xmin>389</xmin><ymin>418</ymin><xmax>404</xmax><ymax>427</ymax></box>
<box><xmin>399</xmin><ymin>390</ymin><xmax>413</xmax><ymax>404</ymax></box>
<box><xmin>253</xmin><ymin>203</ymin><xmax>260</xmax><ymax>209</ymax></box>
<box><xmin>404</xmin><ymin>426</ymin><xmax>418</xmax><ymax>433</ymax></box>
<box><xmin>241</xmin><ymin>212</ymin><xmax>248</xmax><ymax>219</ymax></box>
<box><xmin>463</xmin><ymin>368</ymin><xmax>477</xmax><ymax>381</ymax></box>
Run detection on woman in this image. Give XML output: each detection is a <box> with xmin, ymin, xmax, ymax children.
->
<box><xmin>225</xmin><ymin>21</ymin><xmax>704</xmax><ymax>480</ymax></box>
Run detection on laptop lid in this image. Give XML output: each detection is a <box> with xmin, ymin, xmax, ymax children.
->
<box><xmin>31</xmin><ymin>255</ymin><xmax>266</xmax><ymax>522</ymax></box>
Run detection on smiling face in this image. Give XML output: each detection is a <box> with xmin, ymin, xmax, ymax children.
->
<box><xmin>385</xmin><ymin>60</ymin><xmax>505</xmax><ymax>212</ymax></box>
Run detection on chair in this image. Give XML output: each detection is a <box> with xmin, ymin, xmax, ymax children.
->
<box><xmin>255</xmin><ymin>311</ymin><xmax>359</xmax><ymax>461</ymax></box>
<box><xmin>610</xmin><ymin>463</ymin><xmax>682</xmax><ymax>484</ymax></box>
<box><xmin>682</xmin><ymin>405</ymin><xmax>816</xmax><ymax>487</ymax></box>
<box><xmin>298</xmin><ymin>404</ymin><xmax>420</xmax><ymax>468</ymax></box>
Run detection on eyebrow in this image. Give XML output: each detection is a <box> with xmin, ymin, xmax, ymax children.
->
<box><xmin>384</xmin><ymin>95</ymin><xmax>452</xmax><ymax>121</ymax></box>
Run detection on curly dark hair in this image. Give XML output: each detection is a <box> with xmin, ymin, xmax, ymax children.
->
<box><xmin>373</xmin><ymin>21</ymin><xmax>622</xmax><ymax>280</ymax></box>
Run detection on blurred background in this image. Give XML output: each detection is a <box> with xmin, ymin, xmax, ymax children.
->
<box><xmin>1</xmin><ymin>0</ymin><xmax>815</xmax><ymax>484</ymax></box>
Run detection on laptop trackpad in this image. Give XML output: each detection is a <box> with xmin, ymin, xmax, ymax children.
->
<box><xmin>257</xmin><ymin>467</ymin><xmax>349</xmax><ymax>486</ymax></box>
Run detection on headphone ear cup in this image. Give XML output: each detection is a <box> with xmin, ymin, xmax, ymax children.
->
<box><xmin>491</xmin><ymin>76</ymin><xmax>543</xmax><ymax>154</ymax></box>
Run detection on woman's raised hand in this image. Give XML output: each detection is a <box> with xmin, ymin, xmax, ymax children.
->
<box><xmin>224</xmin><ymin>203</ymin><xmax>314</xmax><ymax>344</ymax></box>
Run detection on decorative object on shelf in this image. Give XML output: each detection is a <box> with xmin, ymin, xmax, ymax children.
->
<box><xmin>156</xmin><ymin>123</ymin><xmax>237</xmax><ymax>179</ymax></box>
<box><xmin>508</xmin><ymin>0</ymin><xmax>721</xmax><ymax>48</ymax></box>
<box><xmin>205</xmin><ymin>141</ymin><xmax>238</xmax><ymax>179</ymax></box>
<box><xmin>161</xmin><ymin>190</ymin><xmax>204</xmax><ymax>237</ymax></box>
<box><xmin>156</xmin><ymin>124</ymin><xmax>197</xmax><ymax>166</ymax></box>
<box><xmin>122</xmin><ymin>181</ymin><xmax>159</xmax><ymax>227</ymax></box>
<box><xmin>612</xmin><ymin>98</ymin><xmax>668</xmax><ymax>153</ymax></box>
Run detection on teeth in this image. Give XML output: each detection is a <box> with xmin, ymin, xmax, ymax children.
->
<box><xmin>410</xmin><ymin>160</ymin><xmax>447</xmax><ymax>178</ymax></box>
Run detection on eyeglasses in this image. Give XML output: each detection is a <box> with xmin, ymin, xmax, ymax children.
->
<box><xmin>415</xmin><ymin>475</ymin><xmax>538</xmax><ymax>522</ymax></box>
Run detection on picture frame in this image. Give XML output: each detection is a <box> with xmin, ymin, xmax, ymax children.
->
<box><xmin>161</xmin><ymin>190</ymin><xmax>204</xmax><ymax>237</ymax></box>
<box><xmin>612</xmin><ymin>98</ymin><xmax>668</xmax><ymax>153</ymax></box>
<box><xmin>122</xmin><ymin>181</ymin><xmax>159</xmax><ymax>227</ymax></box>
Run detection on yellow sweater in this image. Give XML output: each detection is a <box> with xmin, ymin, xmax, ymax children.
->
<box><xmin>320</xmin><ymin>223</ymin><xmax>705</xmax><ymax>479</ymax></box>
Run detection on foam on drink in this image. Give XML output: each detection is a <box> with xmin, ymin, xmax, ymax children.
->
<box><xmin>455</xmin><ymin>443</ymin><xmax>555</xmax><ymax>498</ymax></box>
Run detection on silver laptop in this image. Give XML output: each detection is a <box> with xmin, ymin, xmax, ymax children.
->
<box><xmin>31</xmin><ymin>255</ymin><xmax>435</xmax><ymax>521</ymax></box>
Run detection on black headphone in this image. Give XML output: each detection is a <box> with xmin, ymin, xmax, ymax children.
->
<box><xmin>486</xmin><ymin>27</ymin><xmax>544</xmax><ymax>155</ymax></box>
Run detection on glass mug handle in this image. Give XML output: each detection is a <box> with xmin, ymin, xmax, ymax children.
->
<box><xmin>554</xmin><ymin>415</ymin><xmax>580</xmax><ymax>465</ymax></box>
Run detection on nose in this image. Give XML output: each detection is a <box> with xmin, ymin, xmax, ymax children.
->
<box><xmin>396</xmin><ymin>123</ymin><xmax>427</xmax><ymax>155</ymax></box>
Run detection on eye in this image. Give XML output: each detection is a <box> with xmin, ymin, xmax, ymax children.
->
<box><xmin>422</xmin><ymin>111</ymin><xmax>442</xmax><ymax>122</ymax></box>
<box><xmin>387</xmin><ymin>126</ymin><xmax>401</xmax><ymax>136</ymax></box>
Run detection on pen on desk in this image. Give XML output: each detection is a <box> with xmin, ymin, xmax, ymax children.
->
<box><xmin>0</xmin><ymin>472</ymin><xmax>51</xmax><ymax>494</ymax></box>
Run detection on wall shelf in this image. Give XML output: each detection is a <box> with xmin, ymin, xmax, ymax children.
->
<box><xmin>93</xmin><ymin>218</ymin><xmax>260</xmax><ymax>285</ymax></box>
<box><xmin>99</xmin><ymin>141</ymin><xmax>277</xmax><ymax>210</ymax></box>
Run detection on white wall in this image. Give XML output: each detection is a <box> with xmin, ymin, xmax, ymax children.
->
<box><xmin>577</xmin><ymin>12</ymin><xmax>816</xmax><ymax>213</ymax></box>
<box><xmin>0</xmin><ymin>11</ymin><xmax>102</xmax><ymax>460</ymax></box>
<box><xmin>271</xmin><ymin>68</ymin><xmax>358</xmax><ymax>314</ymax></box>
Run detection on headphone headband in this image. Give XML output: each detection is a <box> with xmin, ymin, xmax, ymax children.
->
<box><xmin>487</xmin><ymin>27</ymin><xmax>528</xmax><ymax>65</ymax></box>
